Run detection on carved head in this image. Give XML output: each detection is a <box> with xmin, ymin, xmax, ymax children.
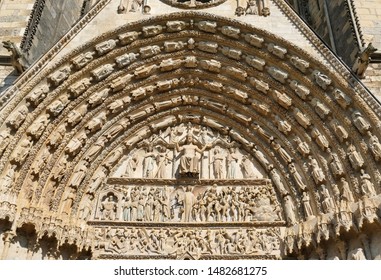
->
<box><xmin>2</xmin><ymin>40</ymin><xmax>14</xmax><ymax>51</ymax></box>
<box><xmin>143</xmin><ymin>5</ymin><xmax>151</xmax><ymax>14</ymax></box>
<box><xmin>117</xmin><ymin>5</ymin><xmax>126</xmax><ymax>14</ymax></box>
<box><xmin>365</xmin><ymin>43</ymin><xmax>378</xmax><ymax>54</ymax></box>
<box><xmin>235</xmin><ymin>7</ymin><xmax>245</xmax><ymax>16</ymax></box>
<box><xmin>186</xmin><ymin>133</ymin><xmax>193</xmax><ymax>143</ymax></box>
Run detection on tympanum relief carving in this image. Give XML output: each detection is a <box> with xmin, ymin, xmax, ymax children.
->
<box><xmin>93</xmin><ymin>183</ymin><xmax>281</xmax><ymax>224</ymax></box>
<box><xmin>92</xmin><ymin>226</ymin><xmax>281</xmax><ymax>258</ymax></box>
<box><xmin>112</xmin><ymin>124</ymin><xmax>265</xmax><ymax>180</ymax></box>
<box><xmin>84</xmin><ymin>124</ymin><xmax>284</xmax><ymax>258</ymax></box>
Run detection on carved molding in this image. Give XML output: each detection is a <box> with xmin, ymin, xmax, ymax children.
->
<box><xmin>1</xmin><ymin>11</ymin><xmax>381</xmax><ymax>259</ymax></box>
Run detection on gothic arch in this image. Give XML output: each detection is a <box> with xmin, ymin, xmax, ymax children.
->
<box><xmin>1</xmin><ymin>12</ymin><xmax>381</xmax><ymax>259</ymax></box>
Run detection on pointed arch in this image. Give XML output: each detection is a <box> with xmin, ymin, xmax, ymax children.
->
<box><xmin>1</xmin><ymin>12</ymin><xmax>381</xmax><ymax>259</ymax></box>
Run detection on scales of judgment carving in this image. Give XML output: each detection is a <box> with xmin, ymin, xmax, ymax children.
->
<box><xmin>89</xmin><ymin>124</ymin><xmax>284</xmax><ymax>259</ymax></box>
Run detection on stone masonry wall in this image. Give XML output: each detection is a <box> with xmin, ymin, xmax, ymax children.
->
<box><xmin>0</xmin><ymin>0</ymin><xmax>34</xmax><ymax>94</ymax></box>
<box><xmin>291</xmin><ymin>0</ymin><xmax>360</xmax><ymax>67</ymax></box>
<box><xmin>326</xmin><ymin>0</ymin><xmax>360</xmax><ymax>66</ymax></box>
<box><xmin>23</xmin><ymin>0</ymin><xmax>84</xmax><ymax>63</ymax></box>
<box><xmin>353</xmin><ymin>0</ymin><xmax>381</xmax><ymax>101</ymax></box>
<box><xmin>306</xmin><ymin>0</ymin><xmax>331</xmax><ymax>49</ymax></box>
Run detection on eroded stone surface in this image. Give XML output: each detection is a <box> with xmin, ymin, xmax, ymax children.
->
<box><xmin>0</xmin><ymin>1</ymin><xmax>381</xmax><ymax>260</ymax></box>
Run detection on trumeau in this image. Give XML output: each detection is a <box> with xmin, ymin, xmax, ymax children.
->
<box><xmin>0</xmin><ymin>0</ymin><xmax>381</xmax><ymax>260</ymax></box>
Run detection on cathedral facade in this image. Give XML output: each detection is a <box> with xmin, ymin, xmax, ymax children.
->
<box><xmin>0</xmin><ymin>0</ymin><xmax>380</xmax><ymax>260</ymax></box>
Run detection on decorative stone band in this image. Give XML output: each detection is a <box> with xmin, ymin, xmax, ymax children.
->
<box><xmin>107</xmin><ymin>177</ymin><xmax>272</xmax><ymax>185</ymax></box>
<box><xmin>90</xmin><ymin>225</ymin><xmax>282</xmax><ymax>259</ymax></box>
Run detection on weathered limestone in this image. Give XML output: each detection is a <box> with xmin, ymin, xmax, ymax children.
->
<box><xmin>0</xmin><ymin>0</ymin><xmax>381</xmax><ymax>261</ymax></box>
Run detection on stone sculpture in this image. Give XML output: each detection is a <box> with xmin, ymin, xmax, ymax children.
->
<box><xmin>175</xmin><ymin>133</ymin><xmax>209</xmax><ymax>177</ymax></box>
<box><xmin>352</xmin><ymin>43</ymin><xmax>378</xmax><ymax>78</ymax></box>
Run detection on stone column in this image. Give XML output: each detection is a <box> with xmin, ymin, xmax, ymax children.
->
<box><xmin>1</xmin><ymin>231</ymin><xmax>15</xmax><ymax>260</ymax></box>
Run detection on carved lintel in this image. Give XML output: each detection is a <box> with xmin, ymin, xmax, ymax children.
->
<box><xmin>87</xmin><ymin>221</ymin><xmax>286</xmax><ymax>227</ymax></box>
<box><xmin>107</xmin><ymin>177</ymin><xmax>271</xmax><ymax>186</ymax></box>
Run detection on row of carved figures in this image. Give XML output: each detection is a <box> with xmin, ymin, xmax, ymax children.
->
<box><xmin>2</xmin><ymin>113</ymin><xmax>374</xmax><ymax>194</ymax></box>
<box><xmin>94</xmin><ymin>227</ymin><xmax>280</xmax><ymax>256</ymax></box>
<box><xmin>284</xmin><ymin>203</ymin><xmax>381</xmax><ymax>259</ymax></box>
<box><xmin>123</xmin><ymin>144</ymin><xmax>262</xmax><ymax>179</ymax></box>
<box><xmin>1</xmin><ymin>48</ymin><xmax>379</xmax><ymax>189</ymax></box>
<box><xmin>96</xmin><ymin>185</ymin><xmax>280</xmax><ymax>223</ymax></box>
<box><xmin>117</xmin><ymin>0</ymin><xmax>270</xmax><ymax>17</ymax></box>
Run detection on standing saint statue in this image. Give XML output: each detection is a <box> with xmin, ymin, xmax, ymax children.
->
<box><xmin>122</xmin><ymin>196</ymin><xmax>132</xmax><ymax>221</ymax></box>
<box><xmin>226</xmin><ymin>147</ymin><xmax>240</xmax><ymax>179</ymax></box>
<box><xmin>60</xmin><ymin>187</ymin><xmax>76</xmax><ymax>215</ymax></box>
<box><xmin>69</xmin><ymin>160</ymin><xmax>88</xmax><ymax>188</ymax></box>
<box><xmin>143</xmin><ymin>146</ymin><xmax>156</xmax><ymax>178</ymax></box>
<box><xmin>283</xmin><ymin>195</ymin><xmax>297</xmax><ymax>225</ymax></box>
<box><xmin>212</xmin><ymin>147</ymin><xmax>224</xmax><ymax>179</ymax></box>
<box><xmin>155</xmin><ymin>146</ymin><xmax>171</xmax><ymax>179</ymax></box>
<box><xmin>183</xmin><ymin>186</ymin><xmax>196</xmax><ymax>222</ymax></box>
<box><xmin>302</xmin><ymin>191</ymin><xmax>314</xmax><ymax>219</ymax></box>
<box><xmin>175</xmin><ymin>133</ymin><xmax>209</xmax><ymax>177</ymax></box>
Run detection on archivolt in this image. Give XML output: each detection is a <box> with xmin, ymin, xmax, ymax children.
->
<box><xmin>1</xmin><ymin>12</ymin><xmax>381</xmax><ymax>252</ymax></box>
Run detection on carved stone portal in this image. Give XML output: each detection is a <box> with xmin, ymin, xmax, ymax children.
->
<box><xmin>83</xmin><ymin>123</ymin><xmax>284</xmax><ymax>259</ymax></box>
